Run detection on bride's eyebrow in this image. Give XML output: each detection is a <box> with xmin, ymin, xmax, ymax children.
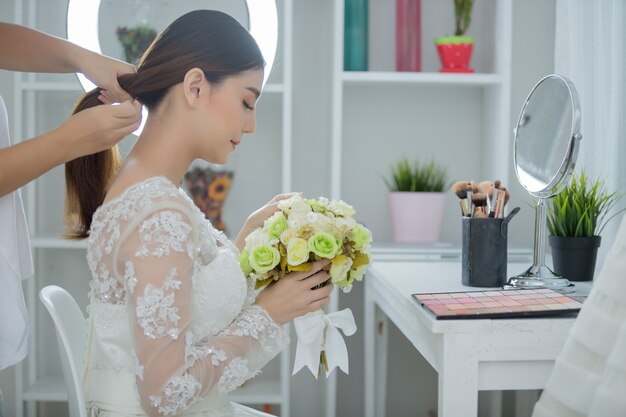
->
<box><xmin>246</xmin><ymin>87</ymin><xmax>261</xmax><ymax>99</ymax></box>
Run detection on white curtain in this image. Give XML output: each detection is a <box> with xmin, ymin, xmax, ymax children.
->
<box><xmin>554</xmin><ymin>0</ymin><xmax>626</xmax><ymax>267</ymax></box>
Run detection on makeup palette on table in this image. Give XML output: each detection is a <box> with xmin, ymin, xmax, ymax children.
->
<box><xmin>412</xmin><ymin>288</ymin><xmax>584</xmax><ymax>320</ymax></box>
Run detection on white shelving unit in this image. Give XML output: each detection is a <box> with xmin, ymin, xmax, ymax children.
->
<box><xmin>328</xmin><ymin>1</ymin><xmax>512</xmax><ymax>417</ymax></box>
<box><xmin>12</xmin><ymin>1</ymin><xmax>293</xmax><ymax>416</ymax></box>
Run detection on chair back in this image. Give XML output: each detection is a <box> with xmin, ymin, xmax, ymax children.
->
<box><xmin>39</xmin><ymin>285</ymin><xmax>87</xmax><ymax>417</ymax></box>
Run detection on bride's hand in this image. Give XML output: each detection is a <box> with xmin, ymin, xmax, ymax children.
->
<box><xmin>255</xmin><ymin>259</ymin><xmax>334</xmax><ymax>325</ymax></box>
<box><xmin>246</xmin><ymin>192</ymin><xmax>301</xmax><ymax>230</ymax></box>
<box><xmin>234</xmin><ymin>192</ymin><xmax>301</xmax><ymax>250</ymax></box>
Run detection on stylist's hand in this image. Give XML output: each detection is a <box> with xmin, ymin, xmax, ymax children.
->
<box><xmin>55</xmin><ymin>99</ymin><xmax>142</xmax><ymax>158</ymax></box>
<box><xmin>76</xmin><ymin>50</ymin><xmax>136</xmax><ymax>102</ymax></box>
<box><xmin>255</xmin><ymin>259</ymin><xmax>334</xmax><ymax>325</ymax></box>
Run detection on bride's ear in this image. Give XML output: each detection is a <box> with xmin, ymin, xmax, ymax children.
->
<box><xmin>182</xmin><ymin>68</ymin><xmax>209</xmax><ymax>107</ymax></box>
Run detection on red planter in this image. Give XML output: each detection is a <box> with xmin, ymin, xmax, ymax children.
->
<box><xmin>435</xmin><ymin>36</ymin><xmax>474</xmax><ymax>73</ymax></box>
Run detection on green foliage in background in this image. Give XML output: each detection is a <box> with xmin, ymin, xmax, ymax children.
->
<box><xmin>383</xmin><ymin>158</ymin><xmax>449</xmax><ymax>193</ymax></box>
<box><xmin>454</xmin><ymin>0</ymin><xmax>474</xmax><ymax>36</ymax></box>
<box><xmin>547</xmin><ymin>170</ymin><xmax>624</xmax><ymax>237</ymax></box>
<box><xmin>116</xmin><ymin>23</ymin><xmax>157</xmax><ymax>66</ymax></box>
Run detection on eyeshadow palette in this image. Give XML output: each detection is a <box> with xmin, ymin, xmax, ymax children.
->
<box><xmin>412</xmin><ymin>288</ymin><xmax>584</xmax><ymax>320</ymax></box>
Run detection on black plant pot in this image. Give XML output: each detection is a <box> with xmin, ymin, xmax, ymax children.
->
<box><xmin>549</xmin><ymin>236</ymin><xmax>602</xmax><ymax>281</ymax></box>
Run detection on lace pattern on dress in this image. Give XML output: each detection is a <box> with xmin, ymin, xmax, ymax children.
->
<box><xmin>136</xmin><ymin>273</ymin><xmax>181</xmax><ymax>340</ymax></box>
<box><xmin>87</xmin><ymin>177</ymin><xmax>185</xmax><ymax>305</ymax></box>
<box><xmin>217</xmin><ymin>358</ymin><xmax>257</xmax><ymax>394</ymax></box>
<box><xmin>184</xmin><ymin>332</ymin><xmax>227</xmax><ymax>366</ymax></box>
<box><xmin>136</xmin><ymin>211</ymin><xmax>193</xmax><ymax>258</ymax></box>
<box><xmin>221</xmin><ymin>305</ymin><xmax>290</xmax><ymax>355</ymax></box>
<box><xmin>149</xmin><ymin>373</ymin><xmax>202</xmax><ymax>416</ymax></box>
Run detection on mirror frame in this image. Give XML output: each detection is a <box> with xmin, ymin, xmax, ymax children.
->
<box><xmin>507</xmin><ymin>74</ymin><xmax>583</xmax><ymax>292</ymax></box>
<box><xmin>513</xmin><ymin>74</ymin><xmax>582</xmax><ymax>199</ymax></box>
<box><xmin>66</xmin><ymin>0</ymin><xmax>278</xmax><ymax>93</ymax></box>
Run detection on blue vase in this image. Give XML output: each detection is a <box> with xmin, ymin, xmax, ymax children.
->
<box><xmin>344</xmin><ymin>0</ymin><xmax>368</xmax><ymax>71</ymax></box>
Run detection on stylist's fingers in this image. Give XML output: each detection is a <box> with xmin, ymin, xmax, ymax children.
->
<box><xmin>98</xmin><ymin>90</ymin><xmax>116</xmax><ymax>104</ymax></box>
<box><xmin>106</xmin><ymin>68</ymin><xmax>135</xmax><ymax>102</ymax></box>
<box><xmin>109</xmin><ymin>100</ymin><xmax>142</xmax><ymax>123</ymax></box>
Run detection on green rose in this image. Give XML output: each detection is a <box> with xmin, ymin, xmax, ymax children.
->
<box><xmin>265</xmin><ymin>212</ymin><xmax>289</xmax><ymax>240</ymax></box>
<box><xmin>308</xmin><ymin>232</ymin><xmax>339</xmax><ymax>259</ymax></box>
<box><xmin>287</xmin><ymin>237</ymin><xmax>310</xmax><ymax>266</ymax></box>
<box><xmin>239</xmin><ymin>249</ymin><xmax>253</xmax><ymax>276</ymax></box>
<box><xmin>351</xmin><ymin>224</ymin><xmax>371</xmax><ymax>251</ymax></box>
<box><xmin>249</xmin><ymin>244</ymin><xmax>281</xmax><ymax>274</ymax></box>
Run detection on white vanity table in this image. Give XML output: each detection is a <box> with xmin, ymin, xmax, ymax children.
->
<box><xmin>364</xmin><ymin>248</ymin><xmax>592</xmax><ymax>417</ymax></box>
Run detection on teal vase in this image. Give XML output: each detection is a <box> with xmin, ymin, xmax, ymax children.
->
<box><xmin>344</xmin><ymin>0</ymin><xmax>368</xmax><ymax>71</ymax></box>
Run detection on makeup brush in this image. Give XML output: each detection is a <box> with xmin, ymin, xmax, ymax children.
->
<box><xmin>452</xmin><ymin>181</ymin><xmax>478</xmax><ymax>198</ymax></box>
<box><xmin>478</xmin><ymin>181</ymin><xmax>494</xmax><ymax>197</ymax></box>
<box><xmin>452</xmin><ymin>181</ymin><xmax>471</xmax><ymax>199</ymax></box>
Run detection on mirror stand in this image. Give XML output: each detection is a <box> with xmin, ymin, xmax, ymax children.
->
<box><xmin>506</xmin><ymin>198</ymin><xmax>574</xmax><ymax>292</ymax></box>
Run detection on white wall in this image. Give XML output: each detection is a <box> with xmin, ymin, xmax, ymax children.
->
<box><xmin>0</xmin><ymin>1</ymin><xmax>556</xmax><ymax>416</ymax></box>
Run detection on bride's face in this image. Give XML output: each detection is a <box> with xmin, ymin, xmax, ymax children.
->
<box><xmin>194</xmin><ymin>69</ymin><xmax>264</xmax><ymax>164</ymax></box>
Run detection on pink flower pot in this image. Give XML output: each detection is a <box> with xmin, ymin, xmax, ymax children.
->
<box><xmin>388</xmin><ymin>192</ymin><xmax>446</xmax><ymax>243</ymax></box>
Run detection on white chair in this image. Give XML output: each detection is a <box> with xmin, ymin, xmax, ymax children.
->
<box><xmin>39</xmin><ymin>285</ymin><xmax>87</xmax><ymax>417</ymax></box>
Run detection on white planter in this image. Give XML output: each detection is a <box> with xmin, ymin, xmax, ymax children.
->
<box><xmin>388</xmin><ymin>192</ymin><xmax>446</xmax><ymax>243</ymax></box>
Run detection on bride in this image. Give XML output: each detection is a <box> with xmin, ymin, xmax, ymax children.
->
<box><xmin>64</xmin><ymin>10</ymin><xmax>333</xmax><ymax>417</ymax></box>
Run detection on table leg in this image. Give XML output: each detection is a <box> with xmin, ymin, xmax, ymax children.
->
<box><xmin>375</xmin><ymin>306</ymin><xmax>388</xmax><ymax>417</ymax></box>
<box><xmin>438</xmin><ymin>334</ymin><xmax>479</xmax><ymax>417</ymax></box>
<box><xmin>364</xmin><ymin>284</ymin><xmax>389</xmax><ymax>417</ymax></box>
<box><xmin>364</xmin><ymin>284</ymin><xmax>375</xmax><ymax>417</ymax></box>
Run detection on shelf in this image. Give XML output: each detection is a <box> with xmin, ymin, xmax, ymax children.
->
<box><xmin>31</xmin><ymin>236</ymin><xmax>87</xmax><ymax>249</ymax></box>
<box><xmin>19</xmin><ymin>81</ymin><xmax>285</xmax><ymax>94</ymax></box>
<box><xmin>20</xmin><ymin>81</ymin><xmax>82</xmax><ymax>91</ymax></box>
<box><xmin>23</xmin><ymin>376</ymin><xmax>67</xmax><ymax>402</ymax></box>
<box><xmin>342</xmin><ymin>71</ymin><xmax>502</xmax><ymax>86</ymax></box>
<box><xmin>22</xmin><ymin>376</ymin><xmax>282</xmax><ymax>405</ymax></box>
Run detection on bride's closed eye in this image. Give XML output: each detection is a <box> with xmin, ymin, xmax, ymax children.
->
<box><xmin>243</xmin><ymin>100</ymin><xmax>255</xmax><ymax>110</ymax></box>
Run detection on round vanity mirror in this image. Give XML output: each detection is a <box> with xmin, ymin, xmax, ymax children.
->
<box><xmin>67</xmin><ymin>0</ymin><xmax>278</xmax><ymax>135</ymax></box>
<box><xmin>506</xmin><ymin>74</ymin><xmax>582</xmax><ymax>291</ymax></box>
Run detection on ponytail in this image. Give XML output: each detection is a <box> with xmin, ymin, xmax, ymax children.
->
<box><xmin>64</xmin><ymin>89</ymin><xmax>122</xmax><ymax>239</ymax></box>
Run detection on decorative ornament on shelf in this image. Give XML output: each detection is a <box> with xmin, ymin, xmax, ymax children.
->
<box><xmin>116</xmin><ymin>23</ymin><xmax>157</xmax><ymax>66</ymax></box>
<box><xmin>383</xmin><ymin>158</ymin><xmax>449</xmax><ymax>243</ymax></box>
<box><xmin>396</xmin><ymin>0</ymin><xmax>422</xmax><ymax>72</ymax></box>
<box><xmin>344</xmin><ymin>0</ymin><xmax>369</xmax><ymax>71</ymax></box>
<box><xmin>435</xmin><ymin>0</ymin><xmax>475</xmax><ymax>73</ymax></box>
<box><xmin>238</xmin><ymin>194</ymin><xmax>373</xmax><ymax>378</ymax></box>
<box><xmin>184</xmin><ymin>166</ymin><xmax>234</xmax><ymax>235</ymax></box>
<box><xmin>547</xmin><ymin>170</ymin><xmax>624</xmax><ymax>281</ymax></box>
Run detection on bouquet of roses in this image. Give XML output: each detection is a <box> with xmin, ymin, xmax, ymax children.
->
<box><xmin>238</xmin><ymin>194</ymin><xmax>373</xmax><ymax>377</ymax></box>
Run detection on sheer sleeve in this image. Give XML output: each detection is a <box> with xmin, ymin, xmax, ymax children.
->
<box><xmin>116</xmin><ymin>202</ymin><xmax>289</xmax><ymax>417</ymax></box>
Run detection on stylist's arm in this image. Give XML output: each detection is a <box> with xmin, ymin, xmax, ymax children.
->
<box><xmin>0</xmin><ymin>22</ymin><xmax>141</xmax><ymax>197</ymax></box>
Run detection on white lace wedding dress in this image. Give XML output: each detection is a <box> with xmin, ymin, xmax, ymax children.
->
<box><xmin>83</xmin><ymin>176</ymin><xmax>289</xmax><ymax>417</ymax></box>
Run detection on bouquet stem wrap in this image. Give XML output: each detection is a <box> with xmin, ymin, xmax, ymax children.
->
<box><xmin>292</xmin><ymin>308</ymin><xmax>357</xmax><ymax>378</ymax></box>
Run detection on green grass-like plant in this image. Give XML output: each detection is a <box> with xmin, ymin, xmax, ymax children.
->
<box><xmin>547</xmin><ymin>170</ymin><xmax>624</xmax><ymax>237</ymax></box>
<box><xmin>383</xmin><ymin>158</ymin><xmax>448</xmax><ymax>192</ymax></box>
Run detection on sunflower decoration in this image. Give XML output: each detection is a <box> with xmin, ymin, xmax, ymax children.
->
<box><xmin>184</xmin><ymin>167</ymin><xmax>234</xmax><ymax>234</ymax></box>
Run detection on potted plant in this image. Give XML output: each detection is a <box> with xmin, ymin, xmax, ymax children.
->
<box><xmin>116</xmin><ymin>23</ymin><xmax>157</xmax><ymax>66</ymax></box>
<box><xmin>383</xmin><ymin>158</ymin><xmax>449</xmax><ymax>243</ymax></box>
<box><xmin>547</xmin><ymin>171</ymin><xmax>624</xmax><ymax>281</ymax></box>
<box><xmin>435</xmin><ymin>0</ymin><xmax>475</xmax><ymax>73</ymax></box>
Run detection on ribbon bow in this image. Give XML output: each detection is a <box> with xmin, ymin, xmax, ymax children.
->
<box><xmin>292</xmin><ymin>308</ymin><xmax>357</xmax><ymax>378</ymax></box>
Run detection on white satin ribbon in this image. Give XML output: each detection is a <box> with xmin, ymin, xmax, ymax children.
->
<box><xmin>292</xmin><ymin>308</ymin><xmax>357</xmax><ymax>378</ymax></box>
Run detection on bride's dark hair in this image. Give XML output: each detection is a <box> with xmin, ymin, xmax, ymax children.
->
<box><xmin>64</xmin><ymin>10</ymin><xmax>264</xmax><ymax>239</ymax></box>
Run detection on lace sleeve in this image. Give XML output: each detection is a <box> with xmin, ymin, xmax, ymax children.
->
<box><xmin>117</xmin><ymin>203</ymin><xmax>289</xmax><ymax>417</ymax></box>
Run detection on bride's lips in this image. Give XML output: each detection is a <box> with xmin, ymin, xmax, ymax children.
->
<box><xmin>230</xmin><ymin>140</ymin><xmax>240</xmax><ymax>149</ymax></box>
